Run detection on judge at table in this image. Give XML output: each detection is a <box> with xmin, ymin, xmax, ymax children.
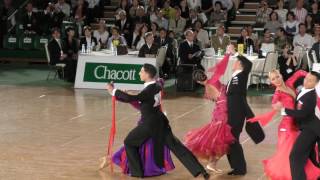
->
<box><xmin>178</xmin><ymin>29</ymin><xmax>201</xmax><ymax>66</ymax></box>
<box><xmin>138</xmin><ymin>32</ymin><xmax>159</xmax><ymax>58</ymax></box>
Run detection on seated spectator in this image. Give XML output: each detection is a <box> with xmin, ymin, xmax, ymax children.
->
<box><xmin>154</xmin><ymin>28</ymin><xmax>175</xmax><ymax>77</ymax></box>
<box><xmin>237</xmin><ymin>28</ymin><xmax>254</xmax><ymax>53</ymax></box>
<box><xmin>150</xmin><ymin>7</ymin><xmax>159</xmax><ymax>23</ymax></box>
<box><xmin>310</xmin><ymin>35</ymin><xmax>320</xmax><ymax>63</ymax></box>
<box><xmin>155</xmin><ymin>10</ymin><xmax>169</xmax><ymax>30</ymax></box>
<box><xmin>194</xmin><ymin>20</ymin><xmax>210</xmax><ymax>48</ymax></box>
<box><xmin>73</xmin><ymin>0</ymin><xmax>88</xmax><ymax>36</ymax></box>
<box><xmin>62</xmin><ymin>27</ymin><xmax>79</xmax><ymax>82</ymax></box>
<box><xmin>80</xmin><ymin>26</ymin><xmax>98</xmax><ymax>50</ymax></box>
<box><xmin>128</xmin><ymin>23</ymin><xmax>142</xmax><ymax>49</ymax></box>
<box><xmin>93</xmin><ymin>20</ymin><xmax>109</xmax><ymax>49</ymax></box>
<box><xmin>150</xmin><ymin>22</ymin><xmax>160</xmax><ymax>39</ymax></box>
<box><xmin>138</xmin><ymin>32</ymin><xmax>159</xmax><ymax>58</ymax></box>
<box><xmin>293</xmin><ymin>23</ymin><xmax>315</xmax><ymax>49</ymax></box>
<box><xmin>107</xmin><ymin>26</ymin><xmax>127</xmax><ymax>49</ymax></box>
<box><xmin>193</xmin><ymin>29</ymin><xmax>203</xmax><ymax>49</ymax></box>
<box><xmin>264</xmin><ymin>11</ymin><xmax>282</xmax><ymax>34</ymax></box>
<box><xmin>179</xmin><ymin>0</ymin><xmax>190</xmax><ymax>19</ymax></box>
<box><xmin>55</xmin><ymin>0</ymin><xmax>71</xmax><ymax>17</ymax></box>
<box><xmin>305</xmin><ymin>14</ymin><xmax>314</xmax><ymax>34</ymax></box>
<box><xmin>278</xmin><ymin>43</ymin><xmax>298</xmax><ymax>80</ymax></box>
<box><xmin>274</xmin><ymin>27</ymin><xmax>288</xmax><ymax>54</ymax></box>
<box><xmin>187</xmin><ymin>0</ymin><xmax>201</xmax><ymax>10</ymax></box>
<box><xmin>178</xmin><ymin>30</ymin><xmax>202</xmax><ymax>68</ymax></box>
<box><xmin>86</xmin><ymin>0</ymin><xmax>101</xmax><ymax>23</ymax></box>
<box><xmin>256</xmin><ymin>0</ymin><xmax>272</xmax><ymax>27</ymax></box>
<box><xmin>117</xmin><ymin>0</ymin><xmax>130</xmax><ymax>16</ymax></box>
<box><xmin>209</xmin><ymin>1</ymin><xmax>227</xmax><ymax>26</ymax></box>
<box><xmin>22</xmin><ymin>2</ymin><xmax>39</xmax><ymax>34</ymax></box>
<box><xmin>43</xmin><ymin>3</ymin><xmax>65</xmax><ymax>35</ymax></box>
<box><xmin>48</xmin><ymin>28</ymin><xmax>66</xmax><ymax>66</ymax></box>
<box><xmin>186</xmin><ymin>9</ymin><xmax>201</xmax><ymax>29</ymax></box>
<box><xmin>313</xmin><ymin>25</ymin><xmax>320</xmax><ymax>42</ymax></box>
<box><xmin>129</xmin><ymin>0</ymin><xmax>140</xmax><ymax>18</ymax></box>
<box><xmin>162</xmin><ymin>0</ymin><xmax>176</xmax><ymax>20</ymax></box>
<box><xmin>283</xmin><ymin>11</ymin><xmax>299</xmax><ymax>36</ymax></box>
<box><xmin>260</xmin><ymin>30</ymin><xmax>275</xmax><ymax>55</ymax></box>
<box><xmin>115</xmin><ymin>10</ymin><xmax>132</xmax><ymax>42</ymax></box>
<box><xmin>168</xmin><ymin>7</ymin><xmax>186</xmax><ymax>37</ymax></box>
<box><xmin>246</xmin><ymin>24</ymin><xmax>259</xmax><ymax>50</ymax></box>
<box><xmin>201</xmin><ymin>0</ymin><xmax>213</xmax><ymax>17</ymax></box>
<box><xmin>275</xmin><ymin>0</ymin><xmax>288</xmax><ymax>24</ymax></box>
<box><xmin>168</xmin><ymin>30</ymin><xmax>178</xmax><ymax>50</ymax></box>
<box><xmin>291</xmin><ymin>0</ymin><xmax>307</xmax><ymax>23</ymax></box>
<box><xmin>310</xmin><ymin>1</ymin><xmax>320</xmax><ymax>24</ymax></box>
<box><xmin>147</xmin><ymin>0</ymin><xmax>158</xmax><ymax>16</ymax></box>
<box><xmin>136</xmin><ymin>24</ymin><xmax>149</xmax><ymax>50</ymax></box>
<box><xmin>212</xmin><ymin>0</ymin><xmax>233</xmax><ymax>12</ymax></box>
<box><xmin>134</xmin><ymin>6</ymin><xmax>150</xmax><ymax>26</ymax></box>
<box><xmin>211</xmin><ymin>24</ymin><xmax>230</xmax><ymax>52</ymax></box>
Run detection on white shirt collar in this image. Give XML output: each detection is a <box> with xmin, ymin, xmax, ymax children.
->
<box><xmin>232</xmin><ymin>70</ymin><xmax>242</xmax><ymax>77</ymax></box>
<box><xmin>187</xmin><ymin>40</ymin><xmax>193</xmax><ymax>47</ymax></box>
<box><xmin>144</xmin><ymin>80</ymin><xmax>156</xmax><ymax>88</ymax></box>
<box><xmin>297</xmin><ymin>87</ymin><xmax>314</xmax><ymax>100</ymax></box>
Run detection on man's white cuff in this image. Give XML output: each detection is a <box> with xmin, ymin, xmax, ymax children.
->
<box><xmin>281</xmin><ymin>108</ymin><xmax>287</xmax><ymax>116</ymax></box>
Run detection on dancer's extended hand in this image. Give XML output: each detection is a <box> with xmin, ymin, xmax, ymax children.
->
<box><xmin>272</xmin><ymin>102</ymin><xmax>283</xmax><ymax>111</ymax></box>
<box><xmin>226</xmin><ymin>44</ymin><xmax>236</xmax><ymax>55</ymax></box>
<box><xmin>106</xmin><ymin>81</ymin><xmax>114</xmax><ymax>94</ymax></box>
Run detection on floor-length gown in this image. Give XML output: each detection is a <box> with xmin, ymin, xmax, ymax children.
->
<box><xmin>184</xmin><ymin>54</ymin><xmax>235</xmax><ymax>160</ymax></box>
<box><xmin>111</xmin><ymin>80</ymin><xmax>175</xmax><ymax>177</ymax></box>
<box><xmin>251</xmin><ymin>70</ymin><xmax>320</xmax><ymax>180</ymax></box>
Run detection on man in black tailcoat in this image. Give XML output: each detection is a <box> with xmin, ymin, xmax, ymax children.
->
<box><xmin>226</xmin><ymin>54</ymin><xmax>264</xmax><ymax>175</ymax></box>
<box><xmin>274</xmin><ymin>71</ymin><xmax>320</xmax><ymax>180</ymax></box>
<box><xmin>106</xmin><ymin>64</ymin><xmax>209</xmax><ymax>179</ymax></box>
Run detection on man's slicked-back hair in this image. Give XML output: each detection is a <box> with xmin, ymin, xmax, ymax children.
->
<box><xmin>310</xmin><ymin>71</ymin><xmax>320</xmax><ymax>82</ymax></box>
<box><xmin>143</xmin><ymin>63</ymin><xmax>157</xmax><ymax>79</ymax></box>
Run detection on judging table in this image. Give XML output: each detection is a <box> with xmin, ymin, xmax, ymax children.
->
<box><xmin>74</xmin><ymin>50</ymin><xmax>156</xmax><ymax>90</ymax></box>
<box><xmin>201</xmin><ymin>54</ymin><xmax>265</xmax><ymax>85</ymax></box>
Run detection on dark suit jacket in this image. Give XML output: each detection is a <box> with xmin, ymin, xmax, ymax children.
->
<box><xmin>80</xmin><ymin>36</ymin><xmax>98</xmax><ymax>49</ymax></box>
<box><xmin>154</xmin><ymin>37</ymin><xmax>174</xmax><ymax>58</ymax></box>
<box><xmin>115</xmin><ymin>18</ymin><xmax>132</xmax><ymax>33</ymax></box>
<box><xmin>63</xmin><ymin>38</ymin><xmax>79</xmax><ymax>60</ymax></box>
<box><xmin>114</xmin><ymin>83</ymin><xmax>169</xmax><ymax>167</ymax></box>
<box><xmin>115</xmin><ymin>18</ymin><xmax>132</xmax><ymax>44</ymax></box>
<box><xmin>227</xmin><ymin>57</ymin><xmax>254</xmax><ymax>127</ymax></box>
<box><xmin>178</xmin><ymin>41</ymin><xmax>201</xmax><ymax>65</ymax></box>
<box><xmin>310</xmin><ymin>42</ymin><xmax>320</xmax><ymax>63</ymax></box>
<box><xmin>285</xmin><ymin>90</ymin><xmax>320</xmax><ymax>136</ymax></box>
<box><xmin>237</xmin><ymin>37</ymin><xmax>254</xmax><ymax>52</ymax></box>
<box><xmin>138</xmin><ymin>43</ymin><xmax>159</xmax><ymax>57</ymax></box>
<box><xmin>22</xmin><ymin>12</ymin><xmax>39</xmax><ymax>33</ymax></box>
<box><xmin>48</xmin><ymin>39</ymin><xmax>63</xmax><ymax>65</ymax></box>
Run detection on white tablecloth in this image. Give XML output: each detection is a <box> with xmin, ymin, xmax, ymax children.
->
<box><xmin>201</xmin><ymin>55</ymin><xmax>265</xmax><ymax>85</ymax></box>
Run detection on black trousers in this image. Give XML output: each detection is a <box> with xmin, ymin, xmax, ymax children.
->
<box><xmin>290</xmin><ymin>129</ymin><xmax>318</xmax><ymax>180</ymax></box>
<box><xmin>227</xmin><ymin>124</ymin><xmax>247</xmax><ymax>173</ymax></box>
<box><xmin>124</xmin><ymin>125</ymin><xmax>205</xmax><ymax>177</ymax></box>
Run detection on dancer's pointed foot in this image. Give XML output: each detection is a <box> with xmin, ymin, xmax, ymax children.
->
<box><xmin>206</xmin><ymin>164</ymin><xmax>223</xmax><ymax>174</ymax></box>
<box><xmin>99</xmin><ymin>156</ymin><xmax>111</xmax><ymax>170</ymax></box>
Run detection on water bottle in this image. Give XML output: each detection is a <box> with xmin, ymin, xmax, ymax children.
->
<box><xmin>217</xmin><ymin>48</ymin><xmax>221</xmax><ymax>56</ymax></box>
<box><xmin>87</xmin><ymin>44</ymin><xmax>91</xmax><ymax>54</ymax></box>
<box><xmin>246</xmin><ymin>46</ymin><xmax>250</xmax><ymax>56</ymax></box>
<box><xmin>111</xmin><ymin>44</ymin><xmax>114</xmax><ymax>55</ymax></box>
<box><xmin>249</xmin><ymin>45</ymin><xmax>253</xmax><ymax>56</ymax></box>
<box><xmin>114</xmin><ymin>46</ymin><xmax>117</xmax><ymax>56</ymax></box>
<box><xmin>81</xmin><ymin>44</ymin><xmax>85</xmax><ymax>54</ymax></box>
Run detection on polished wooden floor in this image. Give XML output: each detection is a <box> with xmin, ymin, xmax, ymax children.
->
<box><xmin>0</xmin><ymin>84</ymin><xmax>279</xmax><ymax>180</ymax></box>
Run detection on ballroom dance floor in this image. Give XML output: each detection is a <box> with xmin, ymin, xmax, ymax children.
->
<box><xmin>0</xmin><ymin>81</ymin><xmax>280</xmax><ymax>180</ymax></box>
